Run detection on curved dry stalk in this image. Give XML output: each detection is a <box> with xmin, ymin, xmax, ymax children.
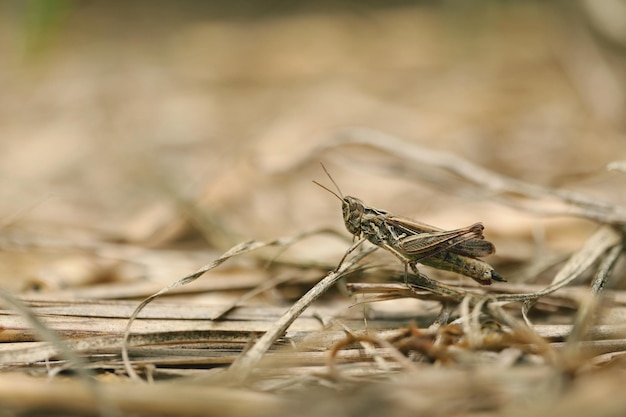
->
<box><xmin>308</xmin><ymin>128</ymin><xmax>626</xmax><ymax>224</ymax></box>
<box><xmin>493</xmin><ymin>225</ymin><xmax>623</xmax><ymax>305</ymax></box>
<box><xmin>226</xmin><ymin>246</ymin><xmax>378</xmax><ymax>383</ymax></box>
<box><xmin>121</xmin><ymin>229</ymin><xmax>337</xmax><ymax>381</ymax></box>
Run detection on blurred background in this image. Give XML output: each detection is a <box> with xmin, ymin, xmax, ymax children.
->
<box><xmin>1</xmin><ymin>0</ymin><xmax>625</xmax><ymax>291</ymax></box>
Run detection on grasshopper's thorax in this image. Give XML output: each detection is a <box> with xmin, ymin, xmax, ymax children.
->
<box><xmin>342</xmin><ymin>196</ymin><xmax>366</xmax><ymax>237</ymax></box>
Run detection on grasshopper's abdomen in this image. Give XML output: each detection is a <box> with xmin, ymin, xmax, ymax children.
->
<box><xmin>421</xmin><ymin>251</ymin><xmax>496</xmax><ymax>285</ymax></box>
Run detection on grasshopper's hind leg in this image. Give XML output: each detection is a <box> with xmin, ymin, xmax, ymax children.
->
<box><xmin>403</xmin><ymin>262</ymin><xmax>410</xmax><ymax>291</ymax></box>
<box><xmin>405</xmin><ymin>262</ymin><xmax>422</xmax><ymax>291</ymax></box>
<box><xmin>378</xmin><ymin>243</ymin><xmax>417</xmax><ymax>292</ymax></box>
<box><xmin>377</xmin><ymin>243</ymin><xmax>437</xmax><ymax>295</ymax></box>
<box><xmin>406</xmin><ymin>261</ymin><xmax>442</xmax><ymax>294</ymax></box>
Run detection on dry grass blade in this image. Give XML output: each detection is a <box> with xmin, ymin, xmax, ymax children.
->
<box><xmin>0</xmin><ymin>372</ymin><xmax>284</xmax><ymax>417</ymax></box>
<box><xmin>311</xmin><ymin>128</ymin><xmax>626</xmax><ymax>224</ymax></box>
<box><xmin>591</xmin><ymin>242</ymin><xmax>624</xmax><ymax>294</ymax></box>
<box><xmin>122</xmin><ymin>229</ymin><xmax>330</xmax><ymax>381</ymax></box>
<box><xmin>347</xmin><ymin>282</ymin><xmax>465</xmax><ymax>304</ymax></box>
<box><xmin>492</xmin><ymin>226</ymin><xmax>623</xmax><ymax>306</ymax></box>
<box><xmin>226</xmin><ymin>246</ymin><xmax>378</xmax><ymax>382</ymax></box>
<box><xmin>0</xmin><ymin>287</ymin><xmax>119</xmax><ymax>417</ymax></box>
<box><xmin>560</xmin><ymin>293</ymin><xmax>599</xmax><ymax>368</ymax></box>
<box><xmin>550</xmin><ymin>226</ymin><xmax>622</xmax><ymax>287</ymax></box>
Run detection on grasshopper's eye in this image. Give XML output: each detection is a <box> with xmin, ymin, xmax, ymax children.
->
<box><xmin>343</xmin><ymin>197</ymin><xmax>364</xmax><ymax>224</ymax></box>
<box><xmin>342</xmin><ymin>201</ymin><xmax>351</xmax><ymax>222</ymax></box>
<box><xmin>341</xmin><ymin>197</ymin><xmax>362</xmax><ymax>236</ymax></box>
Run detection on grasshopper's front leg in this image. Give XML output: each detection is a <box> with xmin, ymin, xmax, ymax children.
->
<box><xmin>335</xmin><ymin>237</ymin><xmax>368</xmax><ymax>272</ymax></box>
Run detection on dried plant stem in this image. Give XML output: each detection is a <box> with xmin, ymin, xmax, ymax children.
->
<box><xmin>311</xmin><ymin>128</ymin><xmax>626</xmax><ymax>224</ymax></box>
<box><xmin>494</xmin><ymin>226</ymin><xmax>623</xmax><ymax>305</ymax></box>
<box><xmin>591</xmin><ymin>242</ymin><xmax>624</xmax><ymax>294</ymax></box>
<box><xmin>227</xmin><ymin>246</ymin><xmax>378</xmax><ymax>382</ymax></box>
<box><xmin>122</xmin><ymin>229</ymin><xmax>335</xmax><ymax>381</ymax></box>
<box><xmin>0</xmin><ymin>374</ymin><xmax>284</xmax><ymax>417</ymax></box>
<box><xmin>562</xmin><ymin>294</ymin><xmax>599</xmax><ymax>359</ymax></box>
<box><xmin>0</xmin><ymin>287</ymin><xmax>119</xmax><ymax>417</ymax></box>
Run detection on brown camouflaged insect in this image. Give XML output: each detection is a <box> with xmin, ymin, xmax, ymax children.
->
<box><xmin>314</xmin><ymin>164</ymin><xmax>505</xmax><ymax>286</ymax></box>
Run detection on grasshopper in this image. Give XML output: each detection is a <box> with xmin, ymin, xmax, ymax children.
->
<box><xmin>314</xmin><ymin>164</ymin><xmax>505</xmax><ymax>286</ymax></box>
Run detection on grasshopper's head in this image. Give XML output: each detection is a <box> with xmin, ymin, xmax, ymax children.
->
<box><xmin>314</xmin><ymin>163</ymin><xmax>366</xmax><ymax>238</ymax></box>
<box><xmin>342</xmin><ymin>196</ymin><xmax>365</xmax><ymax>236</ymax></box>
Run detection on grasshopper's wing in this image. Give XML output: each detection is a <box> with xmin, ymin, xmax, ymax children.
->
<box><xmin>394</xmin><ymin>222</ymin><xmax>486</xmax><ymax>261</ymax></box>
<box><xmin>388</xmin><ymin>216</ymin><xmax>495</xmax><ymax>258</ymax></box>
<box><xmin>448</xmin><ymin>238</ymin><xmax>495</xmax><ymax>258</ymax></box>
<box><xmin>387</xmin><ymin>216</ymin><xmax>444</xmax><ymax>234</ymax></box>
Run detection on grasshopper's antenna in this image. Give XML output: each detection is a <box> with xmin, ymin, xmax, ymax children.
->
<box><xmin>313</xmin><ymin>162</ymin><xmax>344</xmax><ymax>201</ymax></box>
<box><xmin>313</xmin><ymin>180</ymin><xmax>343</xmax><ymax>202</ymax></box>
<box><xmin>319</xmin><ymin>162</ymin><xmax>345</xmax><ymax>198</ymax></box>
